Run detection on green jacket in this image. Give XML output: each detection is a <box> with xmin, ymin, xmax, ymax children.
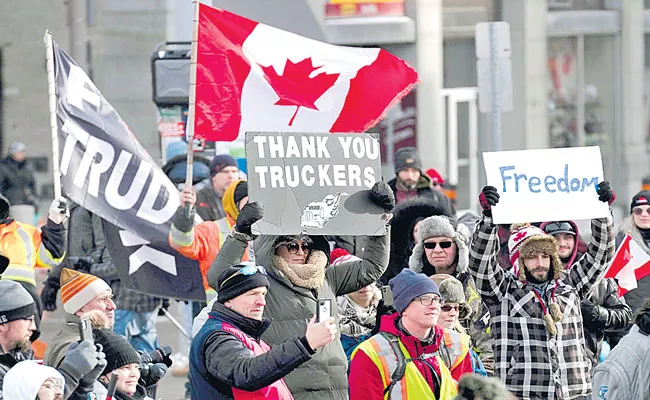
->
<box><xmin>43</xmin><ymin>313</ymin><xmax>81</xmax><ymax>368</ymax></box>
<box><xmin>207</xmin><ymin>230</ymin><xmax>389</xmax><ymax>400</ymax></box>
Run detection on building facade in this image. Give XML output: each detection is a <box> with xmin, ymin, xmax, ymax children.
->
<box><xmin>0</xmin><ymin>0</ymin><xmax>647</xmax><ymax>216</ymax></box>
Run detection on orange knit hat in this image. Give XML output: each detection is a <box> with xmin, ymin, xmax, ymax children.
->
<box><xmin>60</xmin><ymin>268</ymin><xmax>112</xmax><ymax>314</ymax></box>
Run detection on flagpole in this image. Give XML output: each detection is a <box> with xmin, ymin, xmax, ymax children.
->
<box><xmin>44</xmin><ymin>30</ymin><xmax>62</xmax><ymax>199</ymax></box>
<box><xmin>184</xmin><ymin>0</ymin><xmax>199</xmax><ymax>217</ymax></box>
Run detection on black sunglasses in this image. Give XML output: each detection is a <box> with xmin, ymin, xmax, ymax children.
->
<box><xmin>544</xmin><ymin>222</ymin><xmax>574</xmax><ymax>235</ymax></box>
<box><xmin>282</xmin><ymin>242</ymin><xmax>311</xmax><ymax>254</ymax></box>
<box><xmin>423</xmin><ymin>241</ymin><xmax>453</xmax><ymax>250</ymax></box>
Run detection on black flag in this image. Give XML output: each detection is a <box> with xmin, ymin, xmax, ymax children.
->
<box><xmin>53</xmin><ymin>41</ymin><xmax>204</xmax><ymax>300</ymax></box>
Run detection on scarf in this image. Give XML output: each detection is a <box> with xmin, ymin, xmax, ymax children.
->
<box><xmin>272</xmin><ymin>250</ymin><xmax>328</xmax><ymax>289</ymax></box>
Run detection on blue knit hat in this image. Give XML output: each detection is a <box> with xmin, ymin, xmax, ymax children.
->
<box><xmin>210</xmin><ymin>154</ymin><xmax>238</xmax><ymax>177</ymax></box>
<box><xmin>389</xmin><ymin>269</ymin><xmax>440</xmax><ymax>313</ymax></box>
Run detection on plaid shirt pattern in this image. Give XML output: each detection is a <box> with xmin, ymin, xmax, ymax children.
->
<box><xmin>469</xmin><ymin>214</ymin><xmax>614</xmax><ymax>400</ymax></box>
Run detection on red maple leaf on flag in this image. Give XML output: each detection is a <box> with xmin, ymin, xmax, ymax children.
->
<box><xmin>260</xmin><ymin>58</ymin><xmax>340</xmax><ymax>126</ymax></box>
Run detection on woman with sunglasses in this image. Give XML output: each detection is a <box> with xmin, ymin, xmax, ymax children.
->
<box><xmin>407</xmin><ymin>215</ymin><xmax>495</xmax><ymax>375</ymax></box>
<box><xmin>431</xmin><ymin>274</ymin><xmax>487</xmax><ymax>380</ymax></box>
<box><xmin>207</xmin><ymin>181</ymin><xmax>394</xmax><ymax>400</ymax></box>
<box><xmin>616</xmin><ymin>190</ymin><xmax>650</xmax><ymax>313</ymax></box>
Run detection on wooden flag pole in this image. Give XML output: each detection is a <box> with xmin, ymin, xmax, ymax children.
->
<box><xmin>44</xmin><ymin>30</ymin><xmax>62</xmax><ymax>199</ymax></box>
<box><xmin>184</xmin><ymin>0</ymin><xmax>200</xmax><ymax>217</ymax></box>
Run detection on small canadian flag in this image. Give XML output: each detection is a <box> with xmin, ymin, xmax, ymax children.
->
<box><xmin>194</xmin><ymin>3</ymin><xmax>419</xmax><ymax>142</ymax></box>
<box><xmin>604</xmin><ymin>233</ymin><xmax>650</xmax><ymax>296</ymax></box>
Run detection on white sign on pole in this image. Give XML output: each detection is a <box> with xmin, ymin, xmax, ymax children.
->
<box><xmin>482</xmin><ymin>146</ymin><xmax>609</xmax><ymax>224</ymax></box>
<box><xmin>475</xmin><ymin>22</ymin><xmax>511</xmax><ymax>59</ymax></box>
<box><xmin>476</xmin><ymin>58</ymin><xmax>513</xmax><ymax>113</ymax></box>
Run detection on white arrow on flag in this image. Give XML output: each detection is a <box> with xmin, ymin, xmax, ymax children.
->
<box><xmin>119</xmin><ymin>230</ymin><xmax>178</xmax><ymax>276</ymax></box>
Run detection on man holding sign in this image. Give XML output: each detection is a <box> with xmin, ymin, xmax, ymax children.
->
<box><xmin>469</xmin><ymin>182</ymin><xmax>615</xmax><ymax>400</ymax></box>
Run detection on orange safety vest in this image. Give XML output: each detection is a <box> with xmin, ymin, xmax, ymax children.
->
<box><xmin>0</xmin><ymin>221</ymin><xmax>63</xmax><ymax>286</ymax></box>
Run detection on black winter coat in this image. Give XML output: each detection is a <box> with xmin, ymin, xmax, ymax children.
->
<box><xmin>0</xmin><ymin>157</ymin><xmax>37</xmax><ymax>206</ymax></box>
<box><xmin>581</xmin><ymin>277</ymin><xmax>632</xmax><ymax>367</ymax></box>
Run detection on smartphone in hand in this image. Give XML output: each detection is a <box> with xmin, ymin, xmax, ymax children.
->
<box><xmin>78</xmin><ymin>316</ymin><xmax>93</xmax><ymax>342</ymax></box>
<box><xmin>380</xmin><ymin>285</ymin><xmax>394</xmax><ymax>306</ymax></box>
<box><xmin>317</xmin><ymin>299</ymin><xmax>332</xmax><ymax>323</ymax></box>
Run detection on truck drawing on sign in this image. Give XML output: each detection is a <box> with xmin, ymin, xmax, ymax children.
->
<box><xmin>301</xmin><ymin>192</ymin><xmax>348</xmax><ymax>229</ymax></box>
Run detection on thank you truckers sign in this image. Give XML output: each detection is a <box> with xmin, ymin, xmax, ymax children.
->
<box><xmin>246</xmin><ymin>132</ymin><xmax>387</xmax><ymax>235</ymax></box>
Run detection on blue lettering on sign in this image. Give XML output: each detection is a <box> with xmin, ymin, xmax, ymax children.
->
<box><xmin>499</xmin><ymin>164</ymin><xmax>599</xmax><ymax>194</ymax></box>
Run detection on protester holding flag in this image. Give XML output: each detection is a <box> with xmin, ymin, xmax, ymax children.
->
<box><xmin>541</xmin><ymin>220</ymin><xmax>631</xmax><ymax>367</ymax></box>
<box><xmin>616</xmin><ymin>190</ymin><xmax>650</xmax><ymax>313</ymax></box>
<box><xmin>591</xmin><ymin>298</ymin><xmax>650</xmax><ymax>399</ymax></box>
<box><xmin>195</xmin><ymin>154</ymin><xmax>241</xmax><ymax>222</ymax></box>
<box><xmin>0</xmin><ymin>192</ymin><xmax>67</xmax><ymax>339</ymax></box>
<box><xmin>170</xmin><ymin>179</ymin><xmax>251</xmax><ymax>301</ymax></box>
<box><xmin>469</xmin><ymin>183</ymin><xmax>615</xmax><ymax>399</ymax></box>
<box><xmin>205</xmin><ymin>181</ymin><xmax>393</xmax><ymax>400</ymax></box>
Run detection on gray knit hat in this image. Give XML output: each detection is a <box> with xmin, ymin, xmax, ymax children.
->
<box><xmin>0</xmin><ymin>280</ymin><xmax>36</xmax><ymax>324</ymax></box>
<box><xmin>430</xmin><ymin>274</ymin><xmax>471</xmax><ymax>318</ymax></box>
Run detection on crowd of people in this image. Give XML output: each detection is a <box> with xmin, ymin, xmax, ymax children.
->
<box><xmin>1</xmin><ymin>143</ymin><xmax>650</xmax><ymax>400</ymax></box>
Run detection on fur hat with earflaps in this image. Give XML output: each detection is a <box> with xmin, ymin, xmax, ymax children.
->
<box><xmin>409</xmin><ymin>215</ymin><xmax>469</xmax><ymax>274</ymax></box>
<box><xmin>508</xmin><ymin>223</ymin><xmax>564</xmax><ymax>336</ymax></box>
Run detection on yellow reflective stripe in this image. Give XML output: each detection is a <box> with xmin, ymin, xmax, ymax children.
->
<box><xmin>170</xmin><ymin>224</ymin><xmax>194</xmax><ymax>247</ymax></box>
<box><xmin>372</xmin><ymin>335</ymin><xmax>403</xmax><ymax>399</ymax></box>
<box><xmin>37</xmin><ymin>244</ymin><xmax>63</xmax><ymax>268</ymax></box>
<box><xmin>2</xmin><ymin>266</ymin><xmax>36</xmax><ymax>285</ymax></box>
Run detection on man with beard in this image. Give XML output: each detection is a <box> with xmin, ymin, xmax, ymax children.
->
<box><xmin>387</xmin><ymin>147</ymin><xmax>455</xmax><ymax>213</ymax></box>
<box><xmin>469</xmin><ymin>184</ymin><xmax>615</xmax><ymax>400</ymax></box>
<box><xmin>0</xmin><ymin>280</ymin><xmax>106</xmax><ymax>399</ymax></box>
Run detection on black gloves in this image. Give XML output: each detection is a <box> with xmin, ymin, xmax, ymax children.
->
<box><xmin>172</xmin><ymin>204</ymin><xmax>195</xmax><ymax>233</ymax></box>
<box><xmin>479</xmin><ymin>186</ymin><xmax>500</xmax><ymax>217</ymax></box>
<box><xmin>597</xmin><ymin>181</ymin><xmax>616</xmax><ymax>205</ymax></box>
<box><xmin>236</xmin><ymin>202</ymin><xmax>264</xmax><ymax>235</ymax></box>
<box><xmin>41</xmin><ymin>276</ymin><xmax>60</xmax><ymax>312</ymax></box>
<box><xmin>581</xmin><ymin>300</ymin><xmax>605</xmax><ymax>328</ymax></box>
<box><xmin>370</xmin><ymin>181</ymin><xmax>395</xmax><ymax>212</ymax></box>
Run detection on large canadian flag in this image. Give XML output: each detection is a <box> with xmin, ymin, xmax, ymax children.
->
<box><xmin>604</xmin><ymin>233</ymin><xmax>650</xmax><ymax>295</ymax></box>
<box><xmin>194</xmin><ymin>4</ymin><xmax>419</xmax><ymax>142</ymax></box>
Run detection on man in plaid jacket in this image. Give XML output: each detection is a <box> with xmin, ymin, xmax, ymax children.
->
<box><xmin>469</xmin><ymin>182</ymin><xmax>615</xmax><ymax>400</ymax></box>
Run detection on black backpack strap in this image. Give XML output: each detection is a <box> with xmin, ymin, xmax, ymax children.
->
<box><xmin>379</xmin><ymin>332</ymin><xmax>410</xmax><ymax>398</ymax></box>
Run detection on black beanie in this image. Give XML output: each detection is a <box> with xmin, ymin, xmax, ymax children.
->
<box><xmin>217</xmin><ymin>263</ymin><xmax>270</xmax><ymax>304</ymax></box>
<box><xmin>631</xmin><ymin>190</ymin><xmax>650</xmax><ymax>213</ymax></box>
<box><xmin>233</xmin><ymin>181</ymin><xmax>248</xmax><ymax>205</ymax></box>
<box><xmin>394</xmin><ymin>147</ymin><xmax>422</xmax><ymax>174</ymax></box>
<box><xmin>210</xmin><ymin>154</ymin><xmax>238</xmax><ymax>177</ymax></box>
<box><xmin>94</xmin><ymin>329</ymin><xmax>141</xmax><ymax>374</ymax></box>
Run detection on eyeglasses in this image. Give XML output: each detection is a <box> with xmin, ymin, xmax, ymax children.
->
<box><xmin>415</xmin><ymin>295</ymin><xmax>443</xmax><ymax>306</ymax></box>
<box><xmin>220</xmin><ymin>265</ymin><xmax>267</xmax><ymax>289</ymax></box>
<box><xmin>544</xmin><ymin>221</ymin><xmax>574</xmax><ymax>235</ymax></box>
<box><xmin>633</xmin><ymin>207</ymin><xmax>650</xmax><ymax>216</ymax></box>
<box><xmin>281</xmin><ymin>242</ymin><xmax>311</xmax><ymax>254</ymax></box>
<box><xmin>441</xmin><ymin>304</ymin><xmax>460</xmax><ymax>312</ymax></box>
<box><xmin>423</xmin><ymin>241</ymin><xmax>453</xmax><ymax>250</ymax></box>
<box><xmin>40</xmin><ymin>380</ymin><xmax>62</xmax><ymax>391</ymax></box>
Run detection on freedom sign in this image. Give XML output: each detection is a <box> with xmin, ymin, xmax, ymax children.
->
<box><xmin>483</xmin><ymin>146</ymin><xmax>609</xmax><ymax>224</ymax></box>
<box><xmin>246</xmin><ymin>132</ymin><xmax>387</xmax><ymax>235</ymax></box>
